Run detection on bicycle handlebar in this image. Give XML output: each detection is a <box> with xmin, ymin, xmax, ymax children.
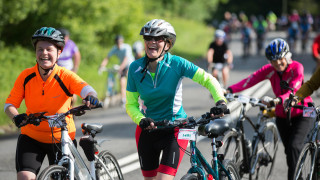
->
<box><xmin>226</xmin><ymin>93</ymin><xmax>274</xmax><ymax>109</ymax></box>
<box><xmin>152</xmin><ymin>110</ymin><xmax>230</xmax><ymax>130</ymax></box>
<box><xmin>22</xmin><ymin>102</ymin><xmax>103</xmax><ymax>127</ymax></box>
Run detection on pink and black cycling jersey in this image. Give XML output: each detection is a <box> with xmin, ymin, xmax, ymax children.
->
<box><xmin>228</xmin><ymin>61</ymin><xmax>312</xmax><ymax>118</ymax></box>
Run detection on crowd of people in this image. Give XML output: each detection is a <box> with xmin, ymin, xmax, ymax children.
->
<box><xmin>4</xmin><ymin>11</ymin><xmax>320</xmax><ymax>179</ymax></box>
<box><xmin>217</xmin><ymin>10</ymin><xmax>320</xmax><ymax>58</ymax></box>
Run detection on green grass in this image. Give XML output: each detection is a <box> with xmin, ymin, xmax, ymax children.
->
<box><xmin>0</xmin><ymin>17</ymin><xmax>214</xmax><ymax>127</ymax></box>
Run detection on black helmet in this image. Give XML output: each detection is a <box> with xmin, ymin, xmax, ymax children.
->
<box><xmin>265</xmin><ymin>38</ymin><xmax>290</xmax><ymax>61</ymax></box>
<box><xmin>31</xmin><ymin>27</ymin><xmax>65</xmax><ymax>50</ymax></box>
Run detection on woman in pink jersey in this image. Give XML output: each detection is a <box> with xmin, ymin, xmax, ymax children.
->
<box><xmin>226</xmin><ymin>38</ymin><xmax>313</xmax><ymax>180</ymax></box>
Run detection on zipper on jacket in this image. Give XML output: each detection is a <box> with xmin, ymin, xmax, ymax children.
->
<box><xmin>154</xmin><ymin>63</ymin><xmax>161</xmax><ymax>88</ymax></box>
<box><xmin>42</xmin><ymin>82</ymin><xmax>45</xmax><ymax>95</ymax></box>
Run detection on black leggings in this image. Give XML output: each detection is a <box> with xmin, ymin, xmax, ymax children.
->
<box><xmin>15</xmin><ymin>134</ymin><xmax>77</xmax><ymax>175</ymax></box>
<box><xmin>276</xmin><ymin>116</ymin><xmax>314</xmax><ymax>180</ymax></box>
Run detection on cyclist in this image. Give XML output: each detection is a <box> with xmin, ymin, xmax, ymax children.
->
<box><xmin>4</xmin><ymin>27</ymin><xmax>99</xmax><ymax>180</ymax></box>
<box><xmin>312</xmin><ymin>33</ymin><xmax>320</xmax><ymax>69</ymax></box>
<box><xmin>57</xmin><ymin>28</ymin><xmax>82</xmax><ymax>105</ymax></box>
<box><xmin>253</xmin><ymin>15</ymin><xmax>268</xmax><ymax>55</ymax></box>
<box><xmin>300</xmin><ymin>10</ymin><xmax>313</xmax><ymax>53</ymax></box>
<box><xmin>126</xmin><ymin>19</ymin><xmax>227</xmax><ymax>180</ymax></box>
<box><xmin>99</xmin><ymin>35</ymin><xmax>135</xmax><ymax>106</ymax></box>
<box><xmin>225</xmin><ymin>38</ymin><xmax>313</xmax><ymax>180</ymax></box>
<box><xmin>287</xmin><ymin>9</ymin><xmax>300</xmax><ymax>54</ymax></box>
<box><xmin>133</xmin><ymin>40</ymin><xmax>144</xmax><ymax>60</ymax></box>
<box><xmin>56</xmin><ymin>28</ymin><xmax>81</xmax><ymax>73</ymax></box>
<box><xmin>241</xmin><ymin>21</ymin><xmax>252</xmax><ymax>59</ymax></box>
<box><xmin>207</xmin><ymin>29</ymin><xmax>233</xmax><ymax>88</ymax></box>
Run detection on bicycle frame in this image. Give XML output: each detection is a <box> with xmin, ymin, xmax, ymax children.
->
<box><xmin>227</xmin><ymin>94</ymin><xmax>278</xmax><ymax>175</ymax></box>
<box><xmin>186</xmin><ymin>134</ymin><xmax>232</xmax><ymax>180</ymax></box>
<box><xmin>60</xmin><ymin>125</ymin><xmax>94</xmax><ymax>180</ymax></box>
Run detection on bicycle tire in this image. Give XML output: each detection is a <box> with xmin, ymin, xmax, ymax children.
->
<box><xmin>96</xmin><ymin>150</ymin><xmax>124</xmax><ymax>180</ymax></box>
<box><xmin>250</xmin><ymin>121</ymin><xmax>279</xmax><ymax>180</ymax></box>
<box><xmin>37</xmin><ymin>165</ymin><xmax>68</xmax><ymax>180</ymax></box>
<box><xmin>217</xmin><ymin>130</ymin><xmax>242</xmax><ymax>168</ymax></box>
<box><xmin>293</xmin><ymin>142</ymin><xmax>317</xmax><ymax>180</ymax></box>
<box><xmin>180</xmin><ymin>173</ymin><xmax>199</xmax><ymax>180</ymax></box>
<box><xmin>220</xmin><ymin>159</ymin><xmax>241</xmax><ymax>180</ymax></box>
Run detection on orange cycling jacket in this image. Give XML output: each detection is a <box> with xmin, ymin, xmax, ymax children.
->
<box><xmin>5</xmin><ymin>64</ymin><xmax>89</xmax><ymax>143</ymax></box>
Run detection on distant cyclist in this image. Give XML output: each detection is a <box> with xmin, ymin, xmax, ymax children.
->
<box><xmin>300</xmin><ymin>10</ymin><xmax>313</xmax><ymax>53</ymax></box>
<box><xmin>207</xmin><ymin>29</ymin><xmax>233</xmax><ymax>88</ymax></box>
<box><xmin>287</xmin><ymin>9</ymin><xmax>300</xmax><ymax>54</ymax></box>
<box><xmin>253</xmin><ymin>15</ymin><xmax>268</xmax><ymax>55</ymax></box>
<box><xmin>241</xmin><ymin>22</ymin><xmax>252</xmax><ymax>59</ymax></box>
<box><xmin>57</xmin><ymin>28</ymin><xmax>81</xmax><ymax>73</ymax></box>
<box><xmin>4</xmin><ymin>27</ymin><xmax>99</xmax><ymax>180</ymax></box>
<box><xmin>226</xmin><ymin>38</ymin><xmax>313</xmax><ymax>180</ymax></box>
<box><xmin>99</xmin><ymin>35</ymin><xmax>135</xmax><ymax>105</ymax></box>
<box><xmin>57</xmin><ymin>28</ymin><xmax>81</xmax><ymax>105</ymax></box>
<box><xmin>126</xmin><ymin>19</ymin><xmax>227</xmax><ymax>180</ymax></box>
<box><xmin>133</xmin><ymin>40</ymin><xmax>144</xmax><ymax>60</ymax></box>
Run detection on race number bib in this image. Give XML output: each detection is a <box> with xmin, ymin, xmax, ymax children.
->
<box><xmin>303</xmin><ymin>107</ymin><xmax>316</xmax><ymax>118</ymax></box>
<box><xmin>178</xmin><ymin>129</ymin><xmax>197</xmax><ymax>141</ymax></box>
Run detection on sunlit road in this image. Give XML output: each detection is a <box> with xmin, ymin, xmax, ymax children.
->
<box><xmin>0</xmin><ymin>30</ymin><xmax>319</xmax><ymax>179</ymax></box>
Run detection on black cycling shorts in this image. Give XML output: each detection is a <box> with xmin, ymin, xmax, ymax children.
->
<box><xmin>135</xmin><ymin>126</ymin><xmax>188</xmax><ymax>177</ymax></box>
<box><xmin>15</xmin><ymin>134</ymin><xmax>77</xmax><ymax>175</ymax></box>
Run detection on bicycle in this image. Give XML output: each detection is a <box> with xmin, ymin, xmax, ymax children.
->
<box><xmin>293</xmin><ymin>103</ymin><xmax>320</xmax><ymax>180</ymax></box>
<box><xmin>279</xmin><ymin>81</ymin><xmax>319</xmax><ymax>180</ymax></box>
<box><xmin>20</xmin><ymin>104</ymin><xmax>124</xmax><ymax>180</ymax></box>
<box><xmin>207</xmin><ymin>61</ymin><xmax>231</xmax><ymax>89</ymax></box>
<box><xmin>218</xmin><ymin>93</ymin><xmax>279</xmax><ymax>180</ymax></box>
<box><xmin>99</xmin><ymin>65</ymin><xmax>121</xmax><ymax>109</ymax></box>
<box><xmin>153</xmin><ymin>109</ymin><xmax>241</xmax><ymax>180</ymax></box>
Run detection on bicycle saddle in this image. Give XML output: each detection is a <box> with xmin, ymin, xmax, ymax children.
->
<box><xmin>81</xmin><ymin>123</ymin><xmax>103</xmax><ymax>134</ymax></box>
<box><xmin>198</xmin><ymin>119</ymin><xmax>229</xmax><ymax>138</ymax></box>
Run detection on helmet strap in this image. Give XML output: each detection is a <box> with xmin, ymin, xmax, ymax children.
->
<box><xmin>140</xmin><ymin>43</ymin><xmax>168</xmax><ymax>83</ymax></box>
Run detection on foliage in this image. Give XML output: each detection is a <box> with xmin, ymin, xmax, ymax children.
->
<box><xmin>143</xmin><ymin>0</ymin><xmax>219</xmax><ymax>22</ymax></box>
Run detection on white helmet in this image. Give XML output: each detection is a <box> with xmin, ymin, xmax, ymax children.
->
<box><xmin>215</xmin><ymin>29</ymin><xmax>226</xmax><ymax>39</ymax></box>
<box><xmin>140</xmin><ymin>19</ymin><xmax>176</xmax><ymax>50</ymax></box>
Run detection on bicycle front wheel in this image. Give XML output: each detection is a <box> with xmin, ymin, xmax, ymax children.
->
<box><xmin>37</xmin><ymin>165</ymin><xmax>68</xmax><ymax>180</ymax></box>
<box><xmin>293</xmin><ymin>142</ymin><xmax>317</xmax><ymax>180</ymax></box>
<box><xmin>96</xmin><ymin>150</ymin><xmax>124</xmax><ymax>180</ymax></box>
<box><xmin>220</xmin><ymin>159</ymin><xmax>241</xmax><ymax>180</ymax></box>
<box><xmin>250</xmin><ymin>121</ymin><xmax>279</xmax><ymax>180</ymax></box>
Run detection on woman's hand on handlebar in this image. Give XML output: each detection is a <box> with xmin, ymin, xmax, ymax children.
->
<box><xmin>139</xmin><ymin>117</ymin><xmax>157</xmax><ymax>130</ymax></box>
<box><xmin>83</xmin><ymin>94</ymin><xmax>100</xmax><ymax>108</ymax></box>
<box><xmin>210</xmin><ymin>102</ymin><xmax>229</xmax><ymax>117</ymax></box>
<box><xmin>283</xmin><ymin>96</ymin><xmax>299</xmax><ymax>112</ymax></box>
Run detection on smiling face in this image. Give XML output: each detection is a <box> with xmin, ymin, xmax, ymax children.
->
<box><xmin>144</xmin><ymin>36</ymin><xmax>169</xmax><ymax>59</ymax></box>
<box><xmin>36</xmin><ymin>41</ymin><xmax>61</xmax><ymax>70</ymax></box>
<box><xmin>270</xmin><ymin>58</ymin><xmax>288</xmax><ymax>72</ymax></box>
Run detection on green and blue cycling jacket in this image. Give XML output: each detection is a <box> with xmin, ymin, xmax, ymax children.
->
<box><xmin>126</xmin><ymin>53</ymin><xmax>226</xmax><ymax>125</ymax></box>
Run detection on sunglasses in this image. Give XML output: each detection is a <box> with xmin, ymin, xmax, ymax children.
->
<box><xmin>143</xmin><ymin>36</ymin><xmax>165</xmax><ymax>42</ymax></box>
